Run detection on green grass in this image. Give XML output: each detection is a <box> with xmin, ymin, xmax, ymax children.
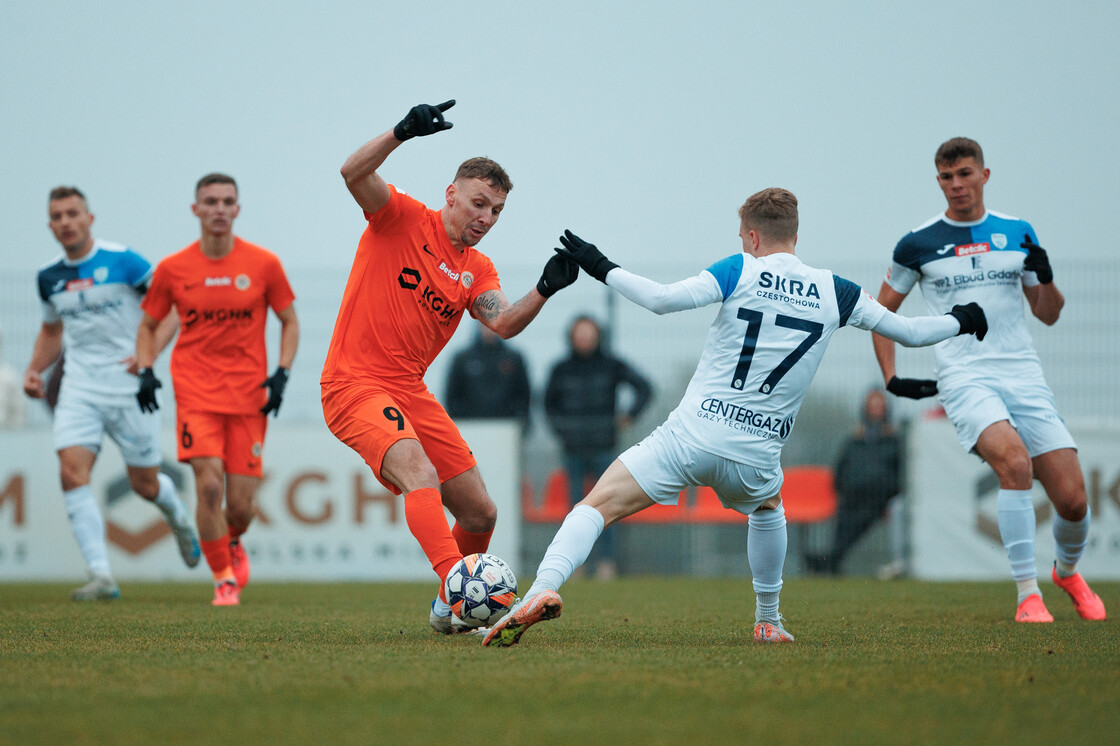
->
<box><xmin>2</xmin><ymin>578</ymin><xmax>1117</xmax><ymax>745</ymax></box>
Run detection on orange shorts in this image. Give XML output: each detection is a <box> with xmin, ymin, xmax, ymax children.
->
<box><xmin>320</xmin><ymin>380</ymin><xmax>476</xmax><ymax>494</ymax></box>
<box><xmin>176</xmin><ymin>409</ymin><xmax>268</xmax><ymax>477</ymax></box>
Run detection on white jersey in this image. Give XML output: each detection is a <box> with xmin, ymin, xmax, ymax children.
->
<box><xmin>615</xmin><ymin>251</ymin><xmax>886</xmax><ymax>470</ymax></box>
<box><xmin>885</xmin><ymin>210</ymin><xmax>1043</xmax><ymax>379</ymax></box>
<box><xmin>37</xmin><ymin>240</ymin><xmax>153</xmax><ymax>404</ymax></box>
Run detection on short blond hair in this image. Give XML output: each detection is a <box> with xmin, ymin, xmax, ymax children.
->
<box><xmin>454</xmin><ymin>157</ymin><xmax>512</xmax><ymax>193</ymax></box>
<box><xmin>738</xmin><ymin>188</ymin><xmax>798</xmax><ymax>242</ymax></box>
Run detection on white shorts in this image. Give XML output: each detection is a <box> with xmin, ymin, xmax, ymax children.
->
<box><xmin>938</xmin><ymin>371</ymin><xmax>1076</xmax><ymax>457</ymax></box>
<box><xmin>618</xmin><ymin>423</ymin><xmax>783</xmax><ymax>516</ymax></box>
<box><xmin>53</xmin><ymin>393</ymin><xmax>163</xmax><ymax>467</ymax></box>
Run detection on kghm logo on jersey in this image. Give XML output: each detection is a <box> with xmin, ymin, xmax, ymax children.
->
<box><xmin>396</xmin><ymin>266</ymin><xmax>460</xmax><ymax>325</ymax></box>
<box><xmin>182</xmin><ymin>307</ymin><xmax>254</xmax><ymax>329</ymax></box>
<box><xmin>697</xmin><ymin>398</ymin><xmax>795</xmax><ymax>439</ymax></box>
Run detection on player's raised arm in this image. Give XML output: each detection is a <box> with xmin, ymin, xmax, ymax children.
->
<box><xmin>872</xmin><ymin>282</ymin><xmax>938</xmax><ymax>400</ymax></box>
<box><xmin>556</xmin><ymin>229</ymin><xmax>722</xmax><ymax>314</ymax></box>
<box><xmin>340</xmin><ymin>100</ymin><xmax>456</xmax><ymax>214</ymax></box>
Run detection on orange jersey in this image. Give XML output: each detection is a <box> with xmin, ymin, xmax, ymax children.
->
<box><xmin>320</xmin><ymin>186</ymin><xmax>501</xmax><ymax>387</ymax></box>
<box><xmin>143</xmin><ymin>237</ymin><xmax>295</xmax><ymax>414</ymax></box>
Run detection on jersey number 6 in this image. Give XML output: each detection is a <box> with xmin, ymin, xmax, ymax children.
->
<box><xmin>733</xmin><ymin>308</ymin><xmax>823</xmax><ymax>394</ymax></box>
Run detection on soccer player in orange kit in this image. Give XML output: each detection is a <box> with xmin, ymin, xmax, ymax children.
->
<box><xmin>321</xmin><ymin>100</ymin><xmax>579</xmax><ymax>632</ymax></box>
<box><xmin>136</xmin><ymin>173</ymin><xmax>300</xmax><ymax>606</ymax></box>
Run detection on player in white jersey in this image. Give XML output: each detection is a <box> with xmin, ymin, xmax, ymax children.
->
<box><xmin>483</xmin><ymin>188</ymin><xmax>988</xmax><ymax>647</ymax></box>
<box><xmin>873</xmin><ymin>138</ymin><xmax>1105</xmax><ymax>623</ymax></box>
<box><xmin>23</xmin><ymin>186</ymin><xmax>200</xmax><ymax>600</ymax></box>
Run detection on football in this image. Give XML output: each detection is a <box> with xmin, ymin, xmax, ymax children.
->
<box><xmin>444</xmin><ymin>553</ymin><xmax>518</xmax><ymax>628</ymax></box>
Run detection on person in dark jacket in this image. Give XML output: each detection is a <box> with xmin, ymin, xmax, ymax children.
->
<box><xmin>544</xmin><ymin>315</ymin><xmax>652</xmax><ymax>579</ymax></box>
<box><xmin>808</xmin><ymin>388</ymin><xmax>903</xmax><ymax>575</ymax></box>
<box><xmin>445</xmin><ymin>324</ymin><xmax>531</xmax><ymax>432</ymax></box>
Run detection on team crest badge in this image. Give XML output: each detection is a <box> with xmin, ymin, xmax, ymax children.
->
<box><xmin>251</xmin><ymin>442</ymin><xmax>262</xmax><ymax>457</ymax></box>
<box><xmin>991</xmin><ymin>233</ymin><xmax>1007</xmax><ymax>249</ymax></box>
<box><xmin>461</xmin><ymin>271</ymin><xmax>474</xmax><ymax>289</ymax></box>
<box><xmin>235</xmin><ymin>274</ymin><xmax>251</xmax><ymax>291</ymax></box>
<box><xmin>93</xmin><ymin>266</ymin><xmax>109</xmax><ymax>283</ymax></box>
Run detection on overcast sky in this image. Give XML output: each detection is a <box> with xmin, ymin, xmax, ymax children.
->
<box><xmin>5</xmin><ymin>1</ymin><xmax>1118</xmax><ymax>276</ymax></box>
<box><xmin>4</xmin><ymin>1</ymin><xmax>1118</xmax><ymax>426</ymax></box>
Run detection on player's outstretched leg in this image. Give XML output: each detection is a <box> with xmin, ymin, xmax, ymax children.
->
<box><xmin>482</xmin><ymin>590</ymin><xmax>563</xmax><ymax>647</ymax></box>
<box><xmin>1051</xmin><ymin>563</ymin><xmax>1106</xmax><ymax>620</ymax></box>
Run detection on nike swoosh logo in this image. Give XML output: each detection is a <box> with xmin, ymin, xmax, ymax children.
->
<box><xmin>184</xmin><ymin>282</ymin><xmax>199</xmax><ymax>290</ymax></box>
<box><xmin>937</xmin><ymin>245</ymin><xmax>956</xmax><ymax>255</ymax></box>
<box><xmin>422</xmin><ymin>244</ymin><xmax>436</xmax><ymax>257</ymax></box>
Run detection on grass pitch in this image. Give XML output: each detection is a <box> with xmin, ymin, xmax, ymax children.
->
<box><xmin>2</xmin><ymin>578</ymin><xmax>1117</xmax><ymax>745</ymax></box>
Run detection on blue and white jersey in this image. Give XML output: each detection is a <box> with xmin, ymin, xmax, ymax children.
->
<box><xmin>885</xmin><ymin>210</ymin><xmax>1042</xmax><ymax>378</ymax></box>
<box><xmin>37</xmin><ymin>240</ymin><xmax>153</xmax><ymax>403</ymax></box>
<box><xmin>666</xmin><ymin>251</ymin><xmax>886</xmax><ymax>469</ymax></box>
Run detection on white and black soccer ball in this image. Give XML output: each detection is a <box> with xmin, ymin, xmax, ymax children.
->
<box><xmin>443</xmin><ymin>553</ymin><xmax>518</xmax><ymax>628</ymax></box>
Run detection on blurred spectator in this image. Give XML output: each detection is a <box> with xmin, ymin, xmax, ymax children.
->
<box><xmin>0</xmin><ymin>323</ymin><xmax>27</xmax><ymax>428</ymax></box>
<box><xmin>445</xmin><ymin>323</ymin><xmax>532</xmax><ymax>432</ymax></box>
<box><xmin>807</xmin><ymin>388</ymin><xmax>904</xmax><ymax>577</ymax></box>
<box><xmin>544</xmin><ymin>315</ymin><xmax>653</xmax><ymax>580</ymax></box>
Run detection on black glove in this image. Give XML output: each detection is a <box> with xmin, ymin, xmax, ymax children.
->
<box><xmin>536</xmin><ymin>254</ymin><xmax>579</xmax><ymax>298</ymax></box>
<box><xmin>260</xmin><ymin>367</ymin><xmax>290</xmax><ymax>417</ymax></box>
<box><xmin>393</xmin><ymin>100</ymin><xmax>455</xmax><ymax>141</ymax></box>
<box><xmin>948</xmin><ymin>301</ymin><xmax>988</xmax><ymax>341</ymax></box>
<box><xmin>137</xmin><ymin>368</ymin><xmax>162</xmax><ymax>413</ymax></box>
<box><xmin>555</xmin><ymin>229</ymin><xmax>619</xmax><ymax>283</ymax></box>
<box><xmin>886</xmin><ymin>376</ymin><xmax>938</xmax><ymax>400</ymax></box>
<box><xmin>1021</xmin><ymin>236</ymin><xmax>1053</xmax><ymax>284</ymax></box>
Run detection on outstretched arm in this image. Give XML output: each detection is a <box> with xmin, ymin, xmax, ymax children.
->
<box><xmin>340</xmin><ymin>100</ymin><xmax>455</xmax><ymax>214</ymax></box>
<box><xmin>555</xmin><ymin>229</ymin><xmax>721</xmax><ymax>313</ymax></box>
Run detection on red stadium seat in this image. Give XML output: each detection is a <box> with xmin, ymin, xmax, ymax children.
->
<box><xmin>779</xmin><ymin>465</ymin><xmax>837</xmax><ymax>523</ymax></box>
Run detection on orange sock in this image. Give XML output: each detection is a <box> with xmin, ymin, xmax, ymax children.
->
<box><xmin>201</xmin><ymin>534</ymin><xmax>233</xmax><ymax>580</ymax></box>
<box><xmin>452</xmin><ymin>523</ymin><xmax>493</xmax><ymax>556</ymax></box>
<box><xmin>404</xmin><ymin>488</ymin><xmax>462</xmax><ymax>595</ymax></box>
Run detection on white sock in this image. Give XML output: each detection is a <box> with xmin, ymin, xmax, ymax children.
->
<box><xmin>433</xmin><ymin>598</ymin><xmax>451</xmax><ymax>616</ymax></box>
<box><xmin>997</xmin><ymin>489</ymin><xmax>1038</xmax><ymax>603</ymax></box>
<box><xmin>748</xmin><ymin>504</ymin><xmax>787</xmax><ymax>623</ymax></box>
<box><xmin>64</xmin><ymin>485</ymin><xmax>111</xmax><ymax>578</ymax></box>
<box><xmin>1052</xmin><ymin>506</ymin><xmax>1090</xmax><ymax>577</ymax></box>
<box><xmin>152</xmin><ymin>473</ymin><xmax>190</xmax><ymax>528</ymax></box>
<box><xmin>527</xmin><ymin>504</ymin><xmax>604</xmax><ymax>596</ymax></box>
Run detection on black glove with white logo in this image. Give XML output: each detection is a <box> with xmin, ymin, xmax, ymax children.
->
<box><xmin>137</xmin><ymin>368</ymin><xmax>162</xmax><ymax>413</ymax></box>
<box><xmin>555</xmin><ymin>230</ymin><xmax>619</xmax><ymax>284</ymax></box>
<box><xmin>260</xmin><ymin>367</ymin><xmax>290</xmax><ymax>416</ymax></box>
<box><xmin>1021</xmin><ymin>236</ymin><xmax>1053</xmax><ymax>284</ymax></box>
<box><xmin>886</xmin><ymin>376</ymin><xmax>938</xmax><ymax>400</ymax></box>
<box><xmin>948</xmin><ymin>301</ymin><xmax>988</xmax><ymax>341</ymax></box>
<box><xmin>536</xmin><ymin>254</ymin><xmax>579</xmax><ymax>298</ymax></box>
<box><xmin>393</xmin><ymin>100</ymin><xmax>455</xmax><ymax>142</ymax></box>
